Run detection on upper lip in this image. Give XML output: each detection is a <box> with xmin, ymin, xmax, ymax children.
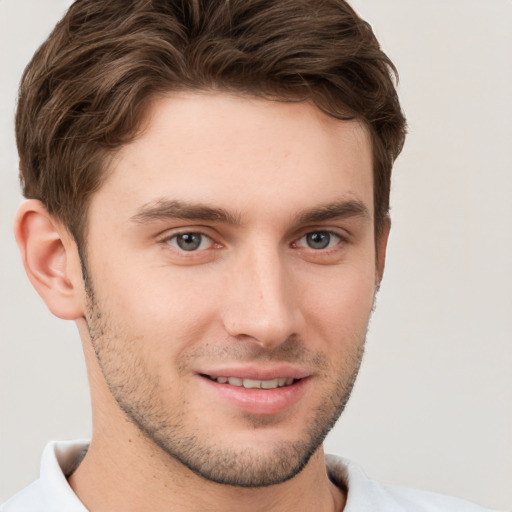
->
<box><xmin>199</xmin><ymin>365</ymin><xmax>310</xmax><ymax>381</ymax></box>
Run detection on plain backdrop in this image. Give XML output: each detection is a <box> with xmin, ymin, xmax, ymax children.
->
<box><xmin>1</xmin><ymin>1</ymin><xmax>511</xmax><ymax>510</ymax></box>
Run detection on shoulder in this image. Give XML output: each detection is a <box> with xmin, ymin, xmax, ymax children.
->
<box><xmin>325</xmin><ymin>454</ymin><xmax>500</xmax><ymax>512</ymax></box>
<box><xmin>1</xmin><ymin>479</ymin><xmax>47</xmax><ymax>512</ymax></box>
<box><xmin>1</xmin><ymin>440</ymin><xmax>89</xmax><ymax>512</ymax></box>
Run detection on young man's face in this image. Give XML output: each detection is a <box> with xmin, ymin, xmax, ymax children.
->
<box><xmin>80</xmin><ymin>93</ymin><xmax>384</xmax><ymax>486</ymax></box>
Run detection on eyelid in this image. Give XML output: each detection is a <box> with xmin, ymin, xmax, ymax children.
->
<box><xmin>158</xmin><ymin>225</ymin><xmax>213</xmax><ymax>241</ymax></box>
<box><xmin>158</xmin><ymin>227</ymin><xmax>222</xmax><ymax>253</ymax></box>
<box><xmin>167</xmin><ymin>232</ymin><xmax>213</xmax><ymax>251</ymax></box>
<box><xmin>292</xmin><ymin>227</ymin><xmax>349</xmax><ymax>246</ymax></box>
<box><xmin>295</xmin><ymin>230</ymin><xmax>342</xmax><ymax>249</ymax></box>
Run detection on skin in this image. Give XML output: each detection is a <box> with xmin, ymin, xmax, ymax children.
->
<box><xmin>15</xmin><ymin>93</ymin><xmax>389</xmax><ymax>512</ymax></box>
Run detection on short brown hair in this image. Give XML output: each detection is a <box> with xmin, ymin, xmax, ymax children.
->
<box><xmin>16</xmin><ymin>0</ymin><xmax>406</xmax><ymax>246</ymax></box>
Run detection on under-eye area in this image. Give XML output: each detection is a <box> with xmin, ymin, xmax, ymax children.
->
<box><xmin>201</xmin><ymin>374</ymin><xmax>301</xmax><ymax>389</ymax></box>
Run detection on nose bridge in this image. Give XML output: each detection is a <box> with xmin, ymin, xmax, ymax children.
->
<box><xmin>222</xmin><ymin>240</ymin><xmax>299</xmax><ymax>347</ymax></box>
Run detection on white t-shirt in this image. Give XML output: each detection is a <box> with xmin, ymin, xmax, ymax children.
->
<box><xmin>0</xmin><ymin>440</ymin><xmax>498</xmax><ymax>511</ymax></box>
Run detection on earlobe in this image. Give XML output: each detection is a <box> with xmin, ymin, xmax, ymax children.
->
<box><xmin>14</xmin><ymin>199</ymin><xmax>85</xmax><ymax>320</ymax></box>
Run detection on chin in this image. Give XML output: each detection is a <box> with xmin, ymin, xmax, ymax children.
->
<box><xmin>160</xmin><ymin>438</ymin><xmax>321</xmax><ymax>488</ymax></box>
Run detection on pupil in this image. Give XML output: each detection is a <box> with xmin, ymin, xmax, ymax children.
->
<box><xmin>177</xmin><ymin>233</ymin><xmax>201</xmax><ymax>251</ymax></box>
<box><xmin>307</xmin><ymin>232</ymin><xmax>330</xmax><ymax>249</ymax></box>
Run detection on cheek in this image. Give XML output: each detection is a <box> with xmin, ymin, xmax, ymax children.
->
<box><xmin>96</xmin><ymin>262</ymin><xmax>223</xmax><ymax>349</ymax></box>
<box><xmin>299</xmin><ymin>260</ymin><xmax>377</xmax><ymax>342</ymax></box>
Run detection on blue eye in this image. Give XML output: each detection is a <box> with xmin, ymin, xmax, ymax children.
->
<box><xmin>299</xmin><ymin>231</ymin><xmax>340</xmax><ymax>250</ymax></box>
<box><xmin>167</xmin><ymin>232</ymin><xmax>212</xmax><ymax>251</ymax></box>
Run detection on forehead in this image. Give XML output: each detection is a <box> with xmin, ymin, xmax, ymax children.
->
<box><xmin>91</xmin><ymin>92</ymin><xmax>374</xmax><ymax>225</ymax></box>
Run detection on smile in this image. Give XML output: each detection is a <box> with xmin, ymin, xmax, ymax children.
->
<box><xmin>199</xmin><ymin>372</ymin><xmax>310</xmax><ymax>414</ymax></box>
<box><xmin>204</xmin><ymin>375</ymin><xmax>298</xmax><ymax>389</ymax></box>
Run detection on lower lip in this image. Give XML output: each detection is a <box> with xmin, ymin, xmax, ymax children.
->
<box><xmin>199</xmin><ymin>376</ymin><xmax>309</xmax><ymax>415</ymax></box>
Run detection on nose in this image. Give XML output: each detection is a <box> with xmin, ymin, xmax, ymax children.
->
<box><xmin>221</xmin><ymin>244</ymin><xmax>303</xmax><ymax>349</ymax></box>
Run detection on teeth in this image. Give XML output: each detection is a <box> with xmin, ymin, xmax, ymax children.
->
<box><xmin>261</xmin><ymin>379</ymin><xmax>279</xmax><ymax>389</ymax></box>
<box><xmin>212</xmin><ymin>376</ymin><xmax>296</xmax><ymax>389</ymax></box>
<box><xmin>243</xmin><ymin>378</ymin><xmax>262</xmax><ymax>389</ymax></box>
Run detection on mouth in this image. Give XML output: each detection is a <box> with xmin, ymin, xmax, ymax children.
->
<box><xmin>201</xmin><ymin>374</ymin><xmax>298</xmax><ymax>389</ymax></box>
<box><xmin>198</xmin><ymin>370</ymin><xmax>309</xmax><ymax>415</ymax></box>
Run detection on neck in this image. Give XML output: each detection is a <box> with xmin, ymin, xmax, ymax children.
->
<box><xmin>68</xmin><ymin>426</ymin><xmax>345</xmax><ymax>512</ymax></box>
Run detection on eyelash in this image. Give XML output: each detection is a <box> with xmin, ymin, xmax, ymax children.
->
<box><xmin>161</xmin><ymin>229</ymin><xmax>345</xmax><ymax>254</ymax></box>
<box><xmin>293</xmin><ymin>230</ymin><xmax>343</xmax><ymax>251</ymax></box>
<box><xmin>162</xmin><ymin>231</ymin><xmax>216</xmax><ymax>252</ymax></box>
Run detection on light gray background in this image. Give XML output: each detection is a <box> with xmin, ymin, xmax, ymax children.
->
<box><xmin>1</xmin><ymin>1</ymin><xmax>511</xmax><ymax>510</ymax></box>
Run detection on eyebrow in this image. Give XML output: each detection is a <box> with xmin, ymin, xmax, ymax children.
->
<box><xmin>295</xmin><ymin>199</ymin><xmax>370</xmax><ymax>225</ymax></box>
<box><xmin>130</xmin><ymin>199</ymin><xmax>242</xmax><ymax>225</ymax></box>
<box><xmin>129</xmin><ymin>198</ymin><xmax>370</xmax><ymax>226</ymax></box>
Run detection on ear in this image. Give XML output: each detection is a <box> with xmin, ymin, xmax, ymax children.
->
<box><xmin>14</xmin><ymin>199</ymin><xmax>85</xmax><ymax>320</ymax></box>
<box><xmin>375</xmin><ymin>217</ymin><xmax>391</xmax><ymax>285</ymax></box>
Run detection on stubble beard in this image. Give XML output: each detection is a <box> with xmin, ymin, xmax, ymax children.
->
<box><xmin>84</xmin><ymin>280</ymin><xmax>368</xmax><ymax>488</ymax></box>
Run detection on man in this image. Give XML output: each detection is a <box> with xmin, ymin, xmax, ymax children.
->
<box><xmin>0</xmin><ymin>0</ymin><xmax>499</xmax><ymax>511</ymax></box>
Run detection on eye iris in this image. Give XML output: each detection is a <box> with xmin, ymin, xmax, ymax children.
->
<box><xmin>306</xmin><ymin>232</ymin><xmax>330</xmax><ymax>249</ymax></box>
<box><xmin>177</xmin><ymin>233</ymin><xmax>202</xmax><ymax>251</ymax></box>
